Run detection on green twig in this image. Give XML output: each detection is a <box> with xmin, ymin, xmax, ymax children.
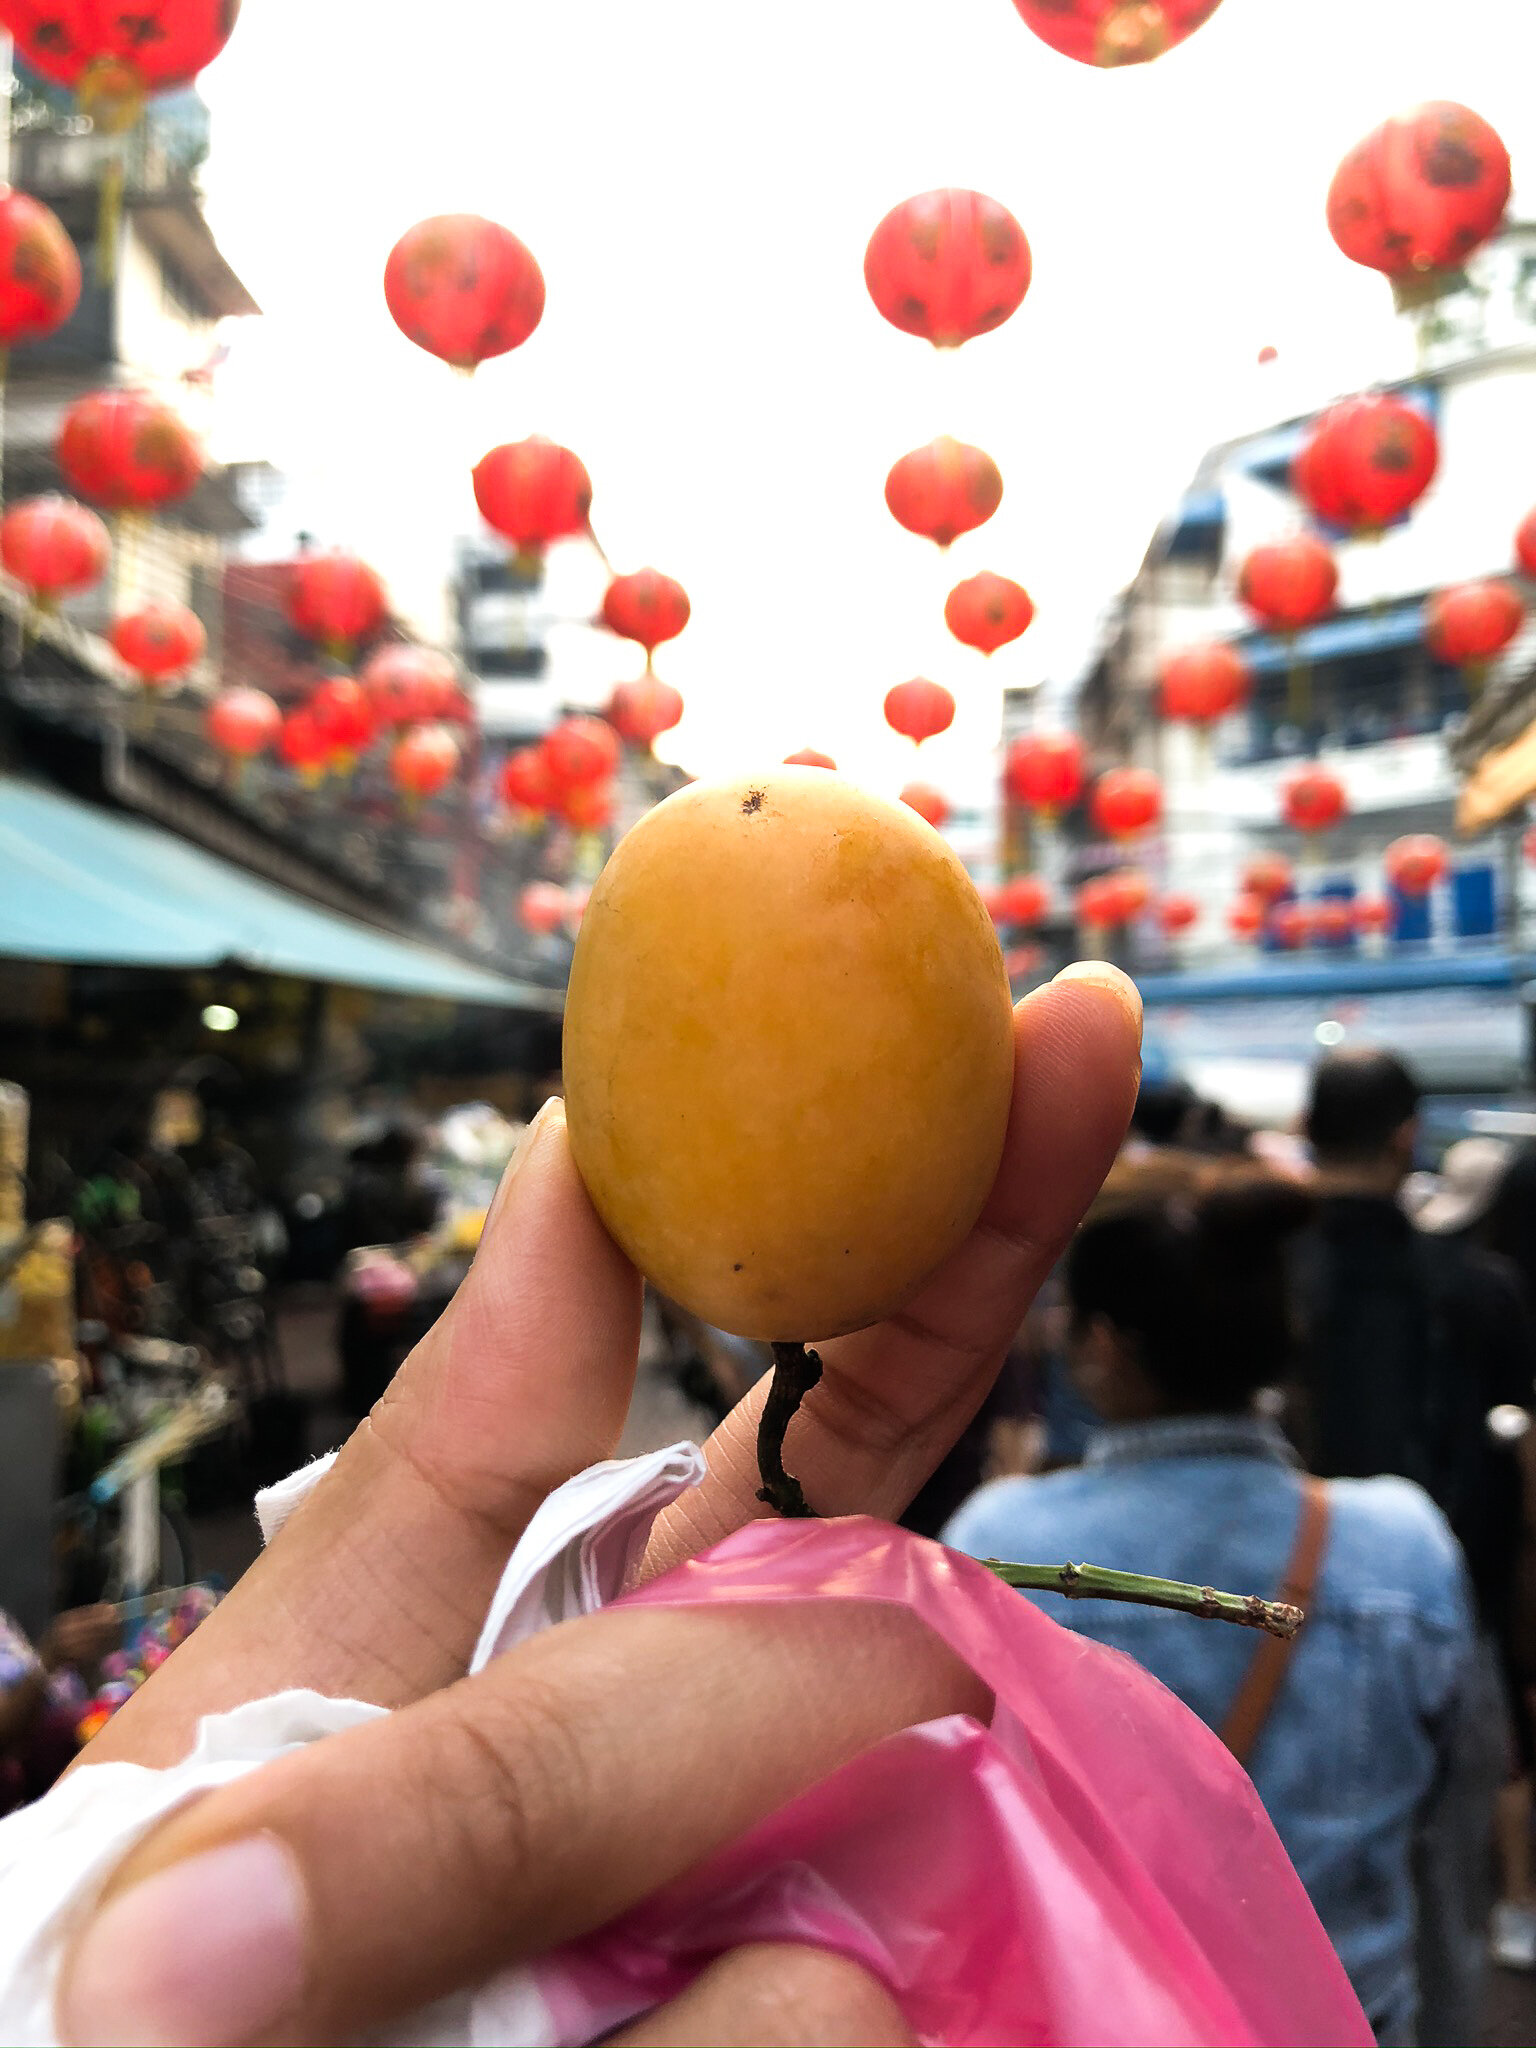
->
<box><xmin>981</xmin><ymin>1558</ymin><xmax>1303</xmax><ymax>1640</ymax></box>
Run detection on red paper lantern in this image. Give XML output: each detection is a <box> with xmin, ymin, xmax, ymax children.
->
<box><xmin>864</xmin><ymin>189</ymin><xmax>1031</xmax><ymax>349</ymax></box>
<box><xmin>0</xmin><ymin>493</ymin><xmax>108</xmax><ymax>596</ymax></box>
<box><xmin>499</xmin><ymin>745</ymin><xmax>556</xmax><ymax>815</ymax></box>
<box><xmin>1281</xmin><ymin>765</ymin><xmax>1347</xmax><ymax>833</ymax></box>
<box><xmin>885</xmin><ymin>436</ymin><xmax>1002</xmax><ymax>548</ymax></box>
<box><xmin>308</xmin><ymin>676</ymin><xmax>376</xmax><ymax>755</ymax></box>
<box><xmin>1075</xmin><ymin>877</ymin><xmax>1117</xmax><ymax>930</ymax></box>
<box><xmin>1228</xmin><ymin>895</ymin><xmax>1265</xmax><ymax>940</ymax></box>
<box><xmin>56</xmin><ymin>389</ymin><xmax>201</xmax><ymax>510</ymax></box>
<box><xmin>543</xmin><ymin>714</ymin><xmax>619</xmax><ymax>789</ymax></box>
<box><xmin>1293</xmin><ymin>396</ymin><xmax>1438</xmax><ymax>534</ymax></box>
<box><xmin>279</xmin><ymin>706</ymin><xmax>331</xmax><ymax>779</ymax></box>
<box><xmin>0</xmin><ymin>190</ymin><xmax>79</xmax><ymax>347</ymax></box>
<box><xmin>1237</xmin><ymin>536</ymin><xmax>1338</xmax><ymax>633</ymax></box>
<box><xmin>1005</xmin><ymin>731</ymin><xmax>1085</xmax><ymax>813</ymax></box>
<box><xmin>1091</xmin><ymin>766</ymin><xmax>1162</xmax><ymax>841</ymax></box>
<box><xmin>1009</xmin><ymin>0</ymin><xmax>1224</xmax><ymax>65</ymax></box>
<box><xmin>783</xmin><ymin>747</ymin><xmax>836</xmax><ymax>769</ymax></box>
<box><xmin>384</xmin><ymin>214</ymin><xmax>544</xmax><ymax>372</ymax></box>
<box><xmin>1157</xmin><ymin>893</ymin><xmax>1199</xmax><ymax>936</ymax></box>
<box><xmin>1327</xmin><ymin>103</ymin><xmax>1511</xmax><ymax>296</ymax></box>
<box><xmin>360</xmin><ymin>643</ymin><xmax>462</xmax><ymax>727</ymax></box>
<box><xmin>207</xmin><ymin>687</ymin><xmax>279</xmax><ymax>760</ymax></box>
<box><xmin>559</xmin><ymin>781</ymin><xmax>615</xmax><ymax>832</ymax></box>
<box><xmin>900</xmin><ymin>781</ymin><xmax>950</xmax><ymax>829</ymax></box>
<box><xmin>0</xmin><ymin>1</ymin><xmax>241</xmax><ymax>127</ymax></box>
<box><xmin>1269</xmin><ymin>902</ymin><xmax>1313</xmax><ymax>950</ymax></box>
<box><xmin>1241</xmin><ymin>853</ymin><xmax>1295</xmax><ymax>903</ymax></box>
<box><xmin>883</xmin><ymin>676</ymin><xmax>955</xmax><ymax>745</ymax></box>
<box><xmin>600</xmin><ymin>568</ymin><xmax>690</xmax><ymax>653</ymax></box>
<box><xmin>1312</xmin><ymin>900</ymin><xmax>1356</xmax><ymax>945</ymax></box>
<box><xmin>1424</xmin><ymin>580</ymin><xmax>1525</xmax><ymax>668</ymax></box>
<box><xmin>288</xmin><ymin>552</ymin><xmax>388</xmax><ymax>654</ymax></box>
<box><xmin>1159</xmin><ymin>642</ymin><xmax>1250</xmax><ymax>724</ymax></box>
<box><xmin>1354</xmin><ymin>896</ymin><xmax>1392</xmax><ymax>934</ymax></box>
<box><xmin>473</xmin><ymin>437</ymin><xmax>592</xmax><ymax>554</ymax></box>
<box><xmin>1516</xmin><ymin>508</ymin><xmax>1536</xmax><ymax>579</ymax></box>
<box><xmin>392</xmin><ymin>726</ymin><xmax>459</xmax><ymax>799</ymax></box>
<box><xmin>109</xmin><ymin>600</ymin><xmax>204</xmax><ymax>682</ymax></box>
<box><xmin>1077</xmin><ymin>872</ymin><xmax>1148</xmax><ymax>930</ymax></box>
<box><xmin>945</xmin><ymin>572</ymin><xmax>1035</xmax><ymax>655</ymax></box>
<box><xmin>997</xmin><ymin>874</ymin><xmax>1051</xmax><ymax>927</ymax></box>
<box><xmin>1111</xmin><ymin>870</ymin><xmax>1152</xmax><ymax>919</ymax></box>
<box><xmin>520</xmin><ymin>881</ymin><xmax>569</xmax><ymax>936</ymax></box>
<box><xmin>609</xmin><ymin>673</ymin><xmax>685</xmax><ymax>748</ymax></box>
<box><xmin>1384</xmin><ymin>834</ymin><xmax>1448</xmax><ymax>896</ymax></box>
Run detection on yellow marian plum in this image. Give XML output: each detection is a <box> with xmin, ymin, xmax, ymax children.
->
<box><xmin>563</xmin><ymin>768</ymin><xmax>1015</xmax><ymax>1341</ymax></box>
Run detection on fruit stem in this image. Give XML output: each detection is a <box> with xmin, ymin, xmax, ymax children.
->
<box><xmin>979</xmin><ymin>1559</ymin><xmax>1303</xmax><ymax>1639</ymax></box>
<box><xmin>756</xmin><ymin>1340</ymin><xmax>823</xmax><ymax>1517</ymax></box>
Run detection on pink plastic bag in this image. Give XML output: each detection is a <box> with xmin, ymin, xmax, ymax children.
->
<box><xmin>535</xmin><ymin>1516</ymin><xmax>1371</xmax><ymax>2047</ymax></box>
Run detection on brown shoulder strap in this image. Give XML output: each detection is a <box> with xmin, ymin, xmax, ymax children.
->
<box><xmin>1219</xmin><ymin>1476</ymin><xmax>1330</xmax><ymax>1768</ymax></box>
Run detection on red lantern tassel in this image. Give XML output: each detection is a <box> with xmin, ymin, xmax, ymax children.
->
<box><xmin>96</xmin><ymin>149</ymin><xmax>126</xmax><ymax>288</ymax></box>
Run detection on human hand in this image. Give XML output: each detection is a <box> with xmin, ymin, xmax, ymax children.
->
<box><xmin>57</xmin><ymin>967</ymin><xmax>1140</xmax><ymax>2046</ymax></box>
<box><xmin>39</xmin><ymin>1606</ymin><xmax>118</xmax><ymax>1675</ymax></box>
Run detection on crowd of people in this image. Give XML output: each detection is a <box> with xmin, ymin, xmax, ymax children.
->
<box><xmin>945</xmin><ymin>1045</ymin><xmax>1536</xmax><ymax>2044</ymax></box>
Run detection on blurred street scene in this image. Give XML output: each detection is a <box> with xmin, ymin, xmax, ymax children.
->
<box><xmin>3</xmin><ymin>1</ymin><xmax>1536</xmax><ymax>2041</ymax></box>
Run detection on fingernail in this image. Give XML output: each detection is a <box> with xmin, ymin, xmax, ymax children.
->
<box><xmin>482</xmin><ymin>1096</ymin><xmax>564</xmax><ymax>1244</ymax></box>
<box><xmin>1051</xmin><ymin>960</ymin><xmax>1143</xmax><ymax>1038</ymax></box>
<box><xmin>59</xmin><ymin>1834</ymin><xmax>306</xmax><ymax>2047</ymax></box>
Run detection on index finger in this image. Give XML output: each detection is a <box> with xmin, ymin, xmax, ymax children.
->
<box><xmin>58</xmin><ymin>1596</ymin><xmax>986</xmax><ymax>2046</ymax></box>
<box><xmin>644</xmin><ymin>966</ymin><xmax>1141</xmax><ymax>1573</ymax></box>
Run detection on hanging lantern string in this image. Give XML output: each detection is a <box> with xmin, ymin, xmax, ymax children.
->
<box><xmin>586</xmin><ymin>521</ymin><xmax>614</xmax><ymax>575</ymax></box>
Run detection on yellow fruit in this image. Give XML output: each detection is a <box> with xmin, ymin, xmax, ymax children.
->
<box><xmin>563</xmin><ymin>768</ymin><xmax>1016</xmax><ymax>1340</ymax></box>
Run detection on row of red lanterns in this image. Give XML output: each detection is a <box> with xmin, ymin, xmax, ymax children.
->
<box><xmin>382</xmin><ymin>213</ymin><xmax>696</xmax><ymax>766</ymax></box>
<box><xmin>995</xmin><ymin>741</ymin><xmax>1355</xmax><ymax>845</ymax></box>
<box><xmin>497</xmin><ymin>715</ymin><xmax>621</xmax><ymax>835</ymax></box>
<box><xmin>858</xmin><ymin>187</ymin><xmax>1039</xmax><ymax>794</ymax></box>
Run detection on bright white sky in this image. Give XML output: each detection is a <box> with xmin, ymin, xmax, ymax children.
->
<box><xmin>196</xmin><ymin>0</ymin><xmax>1536</xmax><ymax>801</ymax></box>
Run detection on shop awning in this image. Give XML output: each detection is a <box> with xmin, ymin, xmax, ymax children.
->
<box><xmin>0</xmin><ymin>775</ymin><xmax>559</xmax><ymax>1010</ymax></box>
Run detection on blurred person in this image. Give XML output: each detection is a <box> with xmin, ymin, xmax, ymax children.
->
<box><xmin>337</xmin><ymin>1121</ymin><xmax>439</xmax><ymax>1255</ymax></box>
<box><xmin>1419</xmin><ymin>1139</ymin><xmax>1536</xmax><ymax>1973</ymax></box>
<box><xmin>944</xmin><ymin>1162</ymin><xmax>1487</xmax><ymax>2044</ymax></box>
<box><xmin>1250</xmin><ymin>1124</ymin><xmax>1315</xmax><ymax>1183</ymax></box>
<box><xmin>1482</xmin><ymin>1144</ymin><xmax>1536</xmax><ymax>1321</ymax></box>
<box><xmin>1290</xmin><ymin>1047</ymin><xmax>1430</xmax><ymax>1484</ymax></box>
<box><xmin>1127</xmin><ymin>1074</ymin><xmax>1198</xmax><ymax>1150</ymax></box>
<box><xmin>0</xmin><ymin>1605</ymin><xmax>118</xmax><ymax>1815</ymax></box>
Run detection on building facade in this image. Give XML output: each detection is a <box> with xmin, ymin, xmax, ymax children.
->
<box><xmin>1057</xmin><ymin>228</ymin><xmax>1536</xmax><ymax>1115</ymax></box>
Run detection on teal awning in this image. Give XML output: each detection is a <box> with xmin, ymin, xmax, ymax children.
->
<box><xmin>0</xmin><ymin>775</ymin><xmax>557</xmax><ymax>1009</ymax></box>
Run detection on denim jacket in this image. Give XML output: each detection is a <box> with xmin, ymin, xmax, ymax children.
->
<box><xmin>943</xmin><ymin>1416</ymin><xmax>1478</xmax><ymax>2037</ymax></box>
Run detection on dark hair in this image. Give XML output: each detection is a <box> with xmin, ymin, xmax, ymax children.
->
<box><xmin>1482</xmin><ymin>1144</ymin><xmax>1536</xmax><ymax>1309</ymax></box>
<box><xmin>1130</xmin><ymin>1078</ymin><xmax>1196</xmax><ymax>1146</ymax></box>
<box><xmin>1305</xmin><ymin>1046</ymin><xmax>1419</xmax><ymax>1163</ymax></box>
<box><xmin>1065</xmin><ymin>1172</ymin><xmax>1314</xmax><ymax>1412</ymax></box>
